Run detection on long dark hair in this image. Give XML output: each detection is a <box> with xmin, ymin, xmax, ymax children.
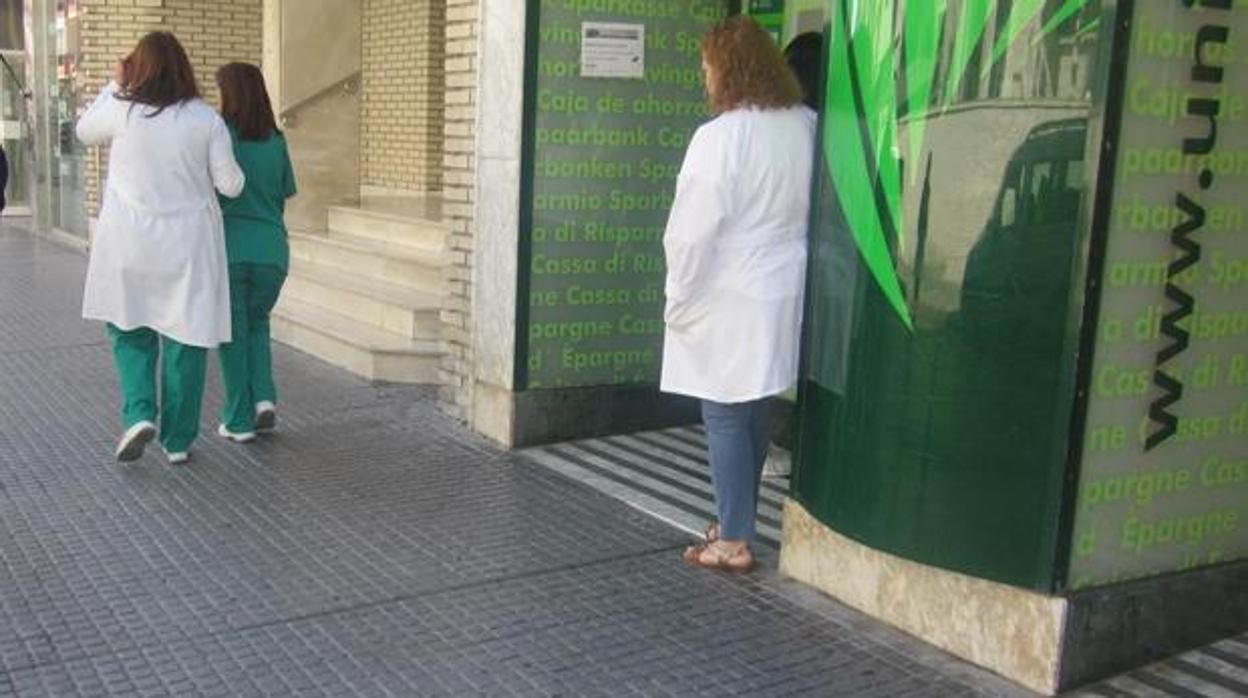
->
<box><xmin>784</xmin><ymin>32</ymin><xmax>824</xmax><ymax>111</ymax></box>
<box><xmin>118</xmin><ymin>32</ymin><xmax>200</xmax><ymax>117</ymax></box>
<box><xmin>216</xmin><ymin>63</ymin><xmax>278</xmax><ymax>141</ymax></box>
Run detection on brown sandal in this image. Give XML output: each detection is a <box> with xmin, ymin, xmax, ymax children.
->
<box><xmin>682</xmin><ymin>541</ymin><xmax>754</xmax><ymax>574</ymax></box>
<box><xmin>704</xmin><ymin>521</ymin><xmax>720</xmax><ymax>543</ymax></box>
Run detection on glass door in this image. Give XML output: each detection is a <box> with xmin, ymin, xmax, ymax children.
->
<box><xmin>52</xmin><ymin>0</ymin><xmax>86</xmax><ymax>236</ymax></box>
<box><xmin>0</xmin><ymin>49</ymin><xmax>31</xmax><ymax>215</ymax></box>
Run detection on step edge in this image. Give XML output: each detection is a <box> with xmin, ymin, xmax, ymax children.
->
<box><xmin>284</xmin><ymin>263</ymin><xmax>447</xmax><ymax>311</ymax></box>
<box><xmin>326</xmin><ymin>204</ymin><xmax>452</xmax><ymax>231</ymax></box>
<box><xmin>273</xmin><ymin>301</ymin><xmax>443</xmax><ymax>355</ymax></box>
<box><xmin>290</xmin><ymin>231</ymin><xmax>449</xmax><ymax>265</ymax></box>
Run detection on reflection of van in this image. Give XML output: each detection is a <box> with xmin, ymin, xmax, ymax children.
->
<box><xmin>960</xmin><ymin>118</ymin><xmax>1087</xmax><ymax>344</ymax></box>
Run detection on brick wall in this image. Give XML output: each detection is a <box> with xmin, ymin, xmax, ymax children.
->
<box><xmin>437</xmin><ymin>0</ymin><xmax>479</xmax><ymax>420</ymax></box>
<box><xmin>80</xmin><ymin>0</ymin><xmax>262</xmax><ymax>217</ymax></box>
<box><xmin>165</xmin><ymin>0</ymin><xmax>263</xmax><ymax>106</ymax></box>
<box><xmin>79</xmin><ymin>0</ymin><xmax>161</xmax><ymax>218</ymax></box>
<box><xmin>361</xmin><ymin>0</ymin><xmax>445</xmax><ymax>192</ymax></box>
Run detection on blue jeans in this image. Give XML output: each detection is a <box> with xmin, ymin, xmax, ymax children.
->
<box><xmin>702</xmin><ymin>398</ymin><xmax>774</xmax><ymax>542</ymax></box>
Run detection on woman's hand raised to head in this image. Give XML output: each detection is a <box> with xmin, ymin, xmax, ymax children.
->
<box><xmin>113</xmin><ymin>57</ymin><xmax>129</xmax><ymax>86</ymax></box>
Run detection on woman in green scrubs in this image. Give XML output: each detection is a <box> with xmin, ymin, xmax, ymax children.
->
<box><xmin>214</xmin><ymin>63</ymin><xmax>297</xmax><ymax>442</ymax></box>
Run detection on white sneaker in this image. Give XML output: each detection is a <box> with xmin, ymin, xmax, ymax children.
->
<box><xmin>254</xmin><ymin>401</ymin><xmax>277</xmax><ymax>433</ymax></box>
<box><xmin>217</xmin><ymin>424</ymin><xmax>256</xmax><ymax>443</ymax></box>
<box><xmin>162</xmin><ymin>447</ymin><xmax>190</xmax><ymax>465</ymax></box>
<box><xmin>115</xmin><ymin>421</ymin><xmax>157</xmax><ymax>462</ymax></box>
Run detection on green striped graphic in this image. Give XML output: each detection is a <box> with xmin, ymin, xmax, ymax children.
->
<box><xmin>990</xmin><ymin>0</ymin><xmax>1047</xmax><ymax>67</ymax></box>
<box><xmin>903</xmin><ymin>0</ymin><xmax>947</xmax><ymax>186</ymax></box>
<box><xmin>823</xmin><ymin>0</ymin><xmax>1094</xmax><ymax>328</ymax></box>
<box><xmin>944</xmin><ymin>0</ymin><xmax>996</xmax><ymax>106</ymax></box>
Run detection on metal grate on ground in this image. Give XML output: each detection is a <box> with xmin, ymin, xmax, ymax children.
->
<box><xmin>521</xmin><ymin>426</ymin><xmax>788</xmax><ymax>548</ymax></box>
<box><xmin>1073</xmin><ymin>635</ymin><xmax>1248</xmax><ymax>697</ymax></box>
<box><xmin>522</xmin><ymin>428</ymin><xmax>1248</xmax><ymax>698</ymax></box>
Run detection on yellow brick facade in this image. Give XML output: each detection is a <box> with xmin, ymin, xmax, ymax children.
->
<box><xmin>76</xmin><ymin>0</ymin><xmax>476</xmax><ymax>419</ymax></box>
<box><xmin>437</xmin><ymin>0</ymin><xmax>477</xmax><ymax>419</ymax></box>
<box><xmin>361</xmin><ymin>0</ymin><xmax>445</xmax><ymax>192</ymax></box>
<box><xmin>80</xmin><ymin>0</ymin><xmax>263</xmax><ymax>216</ymax></box>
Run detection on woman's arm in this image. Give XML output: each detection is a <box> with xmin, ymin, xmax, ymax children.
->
<box><xmin>663</xmin><ymin>128</ymin><xmax>731</xmax><ymax>312</ymax></box>
<box><xmin>208</xmin><ymin>117</ymin><xmax>245</xmax><ymax>198</ymax></box>
<box><xmin>75</xmin><ymin>82</ymin><xmax>122</xmax><ymax>146</ymax></box>
<box><xmin>281</xmin><ymin>137</ymin><xmax>298</xmax><ymax>199</ymax></box>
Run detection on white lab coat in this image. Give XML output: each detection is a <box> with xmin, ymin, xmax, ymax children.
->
<box><xmin>78</xmin><ymin>82</ymin><xmax>245</xmax><ymax>348</ymax></box>
<box><xmin>660</xmin><ymin>106</ymin><xmax>815</xmax><ymax>404</ymax></box>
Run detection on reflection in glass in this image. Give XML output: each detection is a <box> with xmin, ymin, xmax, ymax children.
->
<box><xmin>53</xmin><ymin>0</ymin><xmax>87</xmax><ymax>236</ymax></box>
<box><xmin>1</xmin><ymin>50</ymin><xmax>29</xmax><ymax>212</ymax></box>
<box><xmin>962</xmin><ymin>118</ymin><xmax>1086</xmax><ymax>350</ymax></box>
<box><xmin>0</xmin><ymin>2</ymin><xmax>22</xmax><ymax>52</ymax></box>
<box><xmin>794</xmin><ymin>0</ymin><xmax>1104</xmax><ymax>589</ymax></box>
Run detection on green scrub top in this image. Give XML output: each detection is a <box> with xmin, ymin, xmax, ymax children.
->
<box><xmin>219</xmin><ymin>126</ymin><xmax>297</xmax><ymax>271</ymax></box>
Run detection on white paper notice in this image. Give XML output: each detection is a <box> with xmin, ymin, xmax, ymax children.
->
<box><xmin>581</xmin><ymin>22</ymin><xmax>645</xmax><ymax>79</ymax></box>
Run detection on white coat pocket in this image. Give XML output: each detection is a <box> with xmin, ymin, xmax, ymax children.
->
<box><xmin>664</xmin><ymin>295</ymin><xmax>708</xmax><ymax>330</ymax></box>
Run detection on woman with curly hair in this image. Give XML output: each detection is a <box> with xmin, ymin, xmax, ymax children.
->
<box><xmin>661</xmin><ymin>16</ymin><xmax>815</xmax><ymax>573</ymax></box>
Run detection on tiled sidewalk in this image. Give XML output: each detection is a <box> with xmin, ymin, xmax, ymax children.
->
<box><xmin>0</xmin><ymin>224</ymin><xmax>1053</xmax><ymax>696</ymax></box>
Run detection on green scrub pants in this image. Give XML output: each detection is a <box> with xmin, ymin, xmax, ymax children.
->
<box><xmin>218</xmin><ymin>263</ymin><xmax>286</xmax><ymax>433</ymax></box>
<box><xmin>108</xmin><ymin>324</ymin><xmax>207</xmax><ymax>453</ymax></box>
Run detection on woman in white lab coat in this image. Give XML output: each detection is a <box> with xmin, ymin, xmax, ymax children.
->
<box><xmin>662</xmin><ymin>16</ymin><xmax>815</xmax><ymax>573</ymax></box>
<box><xmin>78</xmin><ymin>32</ymin><xmax>245</xmax><ymax>465</ymax></box>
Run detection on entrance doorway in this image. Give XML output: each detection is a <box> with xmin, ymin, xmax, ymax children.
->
<box><xmin>0</xmin><ymin>50</ymin><xmax>30</xmax><ymax>216</ymax></box>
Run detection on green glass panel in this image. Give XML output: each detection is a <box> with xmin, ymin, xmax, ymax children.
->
<box><xmin>943</xmin><ymin>0</ymin><xmax>995</xmax><ymax>106</ymax></box>
<box><xmin>795</xmin><ymin>0</ymin><xmax>1106</xmax><ymax>589</ymax></box>
<box><xmin>988</xmin><ymin>0</ymin><xmax>1046</xmax><ymax>68</ymax></box>
<box><xmin>520</xmin><ymin>0</ymin><xmax>728</xmax><ymax>389</ymax></box>
<box><xmin>823</xmin><ymin>0</ymin><xmax>912</xmax><ymax>328</ymax></box>
<box><xmin>903</xmin><ymin>0</ymin><xmax>946</xmax><ymax>186</ymax></box>
<box><xmin>745</xmin><ymin>0</ymin><xmax>785</xmax><ymax>38</ymax></box>
<box><xmin>847</xmin><ymin>0</ymin><xmax>903</xmax><ymax>255</ymax></box>
<box><xmin>1036</xmin><ymin>0</ymin><xmax>1096</xmax><ymax>45</ymax></box>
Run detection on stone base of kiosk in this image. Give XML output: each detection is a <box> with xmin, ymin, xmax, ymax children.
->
<box><xmin>779</xmin><ymin>500</ymin><xmax>1248</xmax><ymax>694</ymax></box>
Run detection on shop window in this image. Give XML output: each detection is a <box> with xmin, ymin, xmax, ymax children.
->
<box><xmin>0</xmin><ymin>3</ymin><xmax>22</xmax><ymax>51</ymax></box>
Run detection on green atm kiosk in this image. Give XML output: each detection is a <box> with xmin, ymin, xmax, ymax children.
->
<box><xmin>514</xmin><ymin>2</ymin><xmax>1243</xmax><ymax>690</ymax></box>
<box><xmin>745</xmin><ymin>0</ymin><xmax>785</xmax><ymax>41</ymax></box>
<box><xmin>782</xmin><ymin>1</ymin><xmax>1247</xmax><ymax>693</ymax></box>
<box><xmin>743</xmin><ymin>0</ymin><xmax>827</xmax><ymax>45</ymax></box>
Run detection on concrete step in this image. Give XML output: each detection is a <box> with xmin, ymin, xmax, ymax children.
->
<box><xmin>326</xmin><ymin>205</ymin><xmax>449</xmax><ymax>253</ymax></box>
<box><xmin>288</xmin><ymin>232</ymin><xmax>445</xmax><ymax>294</ymax></box>
<box><xmin>272</xmin><ymin>297</ymin><xmax>441</xmax><ymax>384</ymax></box>
<box><xmin>282</xmin><ymin>260</ymin><xmax>442</xmax><ymax>340</ymax></box>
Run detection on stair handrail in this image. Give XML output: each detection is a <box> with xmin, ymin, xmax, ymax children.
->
<box><xmin>278</xmin><ymin>70</ymin><xmax>361</xmax><ymax>128</ymax></box>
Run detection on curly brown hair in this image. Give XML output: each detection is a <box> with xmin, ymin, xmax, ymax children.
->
<box><xmin>701</xmin><ymin>16</ymin><xmax>803</xmax><ymax>114</ymax></box>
